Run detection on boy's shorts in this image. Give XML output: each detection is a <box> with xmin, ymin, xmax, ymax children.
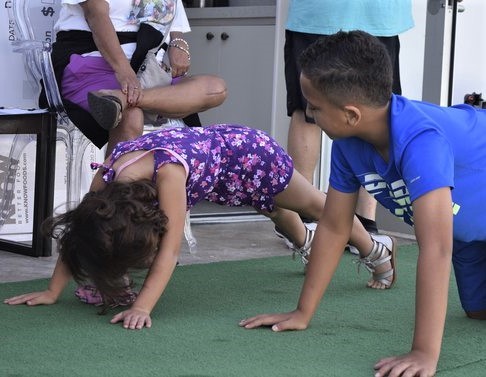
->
<box><xmin>452</xmin><ymin>240</ymin><xmax>486</xmax><ymax>312</ymax></box>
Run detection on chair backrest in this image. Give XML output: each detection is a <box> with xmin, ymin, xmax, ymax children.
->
<box><xmin>9</xmin><ymin>0</ymin><xmax>178</xmax><ymax>125</ymax></box>
<box><xmin>8</xmin><ymin>0</ymin><xmax>70</xmax><ymax>124</ymax></box>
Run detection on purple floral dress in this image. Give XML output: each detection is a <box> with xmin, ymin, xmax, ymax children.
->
<box><xmin>92</xmin><ymin>125</ymin><xmax>294</xmax><ymax>212</ymax></box>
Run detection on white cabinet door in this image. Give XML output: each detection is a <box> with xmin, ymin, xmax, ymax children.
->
<box><xmin>185</xmin><ymin>25</ymin><xmax>275</xmax><ymax>135</ymax></box>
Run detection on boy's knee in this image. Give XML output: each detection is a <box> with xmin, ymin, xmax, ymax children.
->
<box><xmin>466</xmin><ymin>310</ymin><xmax>486</xmax><ymax>320</ymax></box>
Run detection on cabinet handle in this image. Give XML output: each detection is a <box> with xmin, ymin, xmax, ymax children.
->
<box><xmin>206</xmin><ymin>32</ymin><xmax>214</xmax><ymax>40</ymax></box>
<box><xmin>221</xmin><ymin>32</ymin><xmax>229</xmax><ymax>41</ymax></box>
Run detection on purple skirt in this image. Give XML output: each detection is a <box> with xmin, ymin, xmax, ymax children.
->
<box><xmin>61</xmin><ymin>54</ymin><xmax>121</xmax><ymax>111</ymax></box>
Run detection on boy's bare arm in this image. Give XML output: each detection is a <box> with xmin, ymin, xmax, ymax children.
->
<box><xmin>241</xmin><ymin>187</ymin><xmax>358</xmax><ymax>330</ymax></box>
<box><xmin>412</xmin><ymin>189</ymin><xmax>453</xmax><ymax>358</ymax></box>
<box><xmin>297</xmin><ymin>188</ymin><xmax>357</xmax><ymax>320</ymax></box>
<box><xmin>375</xmin><ymin>187</ymin><xmax>453</xmax><ymax>377</ymax></box>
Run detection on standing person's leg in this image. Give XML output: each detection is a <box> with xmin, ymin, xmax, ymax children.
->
<box><xmin>284</xmin><ymin>30</ymin><xmax>322</xmax><ymax>185</ymax></box>
<box><xmin>356</xmin><ymin>188</ymin><xmax>378</xmax><ymax>233</ymax></box>
<box><xmin>377</xmin><ymin>35</ymin><xmax>402</xmax><ymax>95</ymax></box>
<box><xmin>287</xmin><ymin>110</ymin><xmax>322</xmax><ymax>184</ymax></box>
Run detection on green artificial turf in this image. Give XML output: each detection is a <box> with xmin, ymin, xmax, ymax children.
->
<box><xmin>1</xmin><ymin>245</ymin><xmax>485</xmax><ymax>376</ymax></box>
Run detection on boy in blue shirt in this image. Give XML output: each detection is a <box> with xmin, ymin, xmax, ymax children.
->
<box><xmin>240</xmin><ymin>31</ymin><xmax>486</xmax><ymax>377</ymax></box>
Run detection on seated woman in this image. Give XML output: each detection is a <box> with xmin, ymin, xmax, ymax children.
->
<box><xmin>42</xmin><ymin>0</ymin><xmax>227</xmax><ymax>155</ymax></box>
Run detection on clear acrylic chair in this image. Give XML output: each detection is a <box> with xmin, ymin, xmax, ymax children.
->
<box><xmin>4</xmin><ymin>0</ymin><xmax>197</xmax><ymax>253</ymax></box>
<box><xmin>7</xmin><ymin>0</ymin><xmax>91</xmax><ymax>213</ymax></box>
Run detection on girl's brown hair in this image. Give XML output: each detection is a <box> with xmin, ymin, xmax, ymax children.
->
<box><xmin>43</xmin><ymin>180</ymin><xmax>168</xmax><ymax>306</ymax></box>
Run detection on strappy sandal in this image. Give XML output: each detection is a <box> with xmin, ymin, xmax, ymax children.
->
<box><xmin>355</xmin><ymin>235</ymin><xmax>397</xmax><ymax>289</ymax></box>
<box><xmin>88</xmin><ymin>92</ymin><xmax>123</xmax><ymax>130</ymax></box>
<box><xmin>275</xmin><ymin>225</ymin><xmax>315</xmax><ymax>267</ymax></box>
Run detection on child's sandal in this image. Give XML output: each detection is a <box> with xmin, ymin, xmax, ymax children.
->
<box><xmin>291</xmin><ymin>226</ymin><xmax>315</xmax><ymax>266</ymax></box>
<box><xmin>355</xmin><ymin>235</ymin><xmax>397</xmax><ymax>289</ymax></box>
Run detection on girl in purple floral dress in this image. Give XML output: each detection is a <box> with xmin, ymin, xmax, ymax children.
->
<box><xmin>95</xmin><ymin>124</ymin><xmax>294</xmax><ymax>211</ymax></box>
<box><xmin>5</xmin><ymin>124</ymin><xmax>393</xmax><ymax>330</ymax></box>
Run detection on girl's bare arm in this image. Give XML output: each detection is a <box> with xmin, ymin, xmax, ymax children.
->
<box><xmin>110</xmin><ymin>163</ymin><xmax>188</xmax><ymax>328</ymax></box>
<box><xmin>4</xmin><ymin>255</ymin><xmax>72</xmax><ymax>305</ymax></box>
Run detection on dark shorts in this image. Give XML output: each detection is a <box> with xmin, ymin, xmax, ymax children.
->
<box><xmin>452</xmin><ymin>240</ymin><xmax>486</xmax><ymax>312</ymax></box>
<box><xmin>284</xmin><ymin>30</ymin><xmax>402</xmax><ymax>121</ymax></box>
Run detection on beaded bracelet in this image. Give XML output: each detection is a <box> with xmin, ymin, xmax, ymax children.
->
<box><xmin>169</xmin><ymin>42</ymin><xmax>191</xmax><ymax>61</ymax></box>
<box><xmin>170</xmin><ymin>38</ymin><xmax>189</xmax><ymax>48</ymax></box>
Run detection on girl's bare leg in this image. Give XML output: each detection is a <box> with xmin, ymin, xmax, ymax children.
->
<box><xmin>272</xmin><ymin>170</ymin><xmax>396</xmax><ymax>288</ymax></box>
<box><xmin>272</xmin><ymin>169</ymin><xmax>374</xmax><ymax>253</ymax></box>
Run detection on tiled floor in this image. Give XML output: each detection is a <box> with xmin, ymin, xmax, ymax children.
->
<box><xmin>0</xmin><ymin>219</ymin><xmax>416</xmax><ymax>283</ymax></box>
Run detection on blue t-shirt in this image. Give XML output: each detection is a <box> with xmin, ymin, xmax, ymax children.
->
<box><xmin>330</xmin><ymin>95</ymin><xmax>486</xmax><ymax>242</ymax></box>
<box><xmin>286</xmin><ymin>0</ymin><xmax>414</xmax><ymax>36</ymax></box>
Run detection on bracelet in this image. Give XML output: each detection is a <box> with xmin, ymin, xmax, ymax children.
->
<box><xmin>170</xmin><ymin>38</ymin><xmax>189</xmax><ymax>48</ymax></box>
<box><xmin>169</xmin><ymin>43</ymin><xmax>191</xmax><ymax>62</ymax></box>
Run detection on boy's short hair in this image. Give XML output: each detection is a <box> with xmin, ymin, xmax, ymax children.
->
<box><xmin>299</xmin><ymin>30</ymin><xmax>393</xmax><ymax>107</ymax></box>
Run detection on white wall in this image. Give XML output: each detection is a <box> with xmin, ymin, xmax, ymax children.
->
<box><xmin>400</xmin><ymin>0</ymin><xmax>427</xmax><ymax>100</ymax></box>
<box><xmin>451</xmin><ymin>0</ymin><xmax>486</xmax><ymax>105</ymax></box>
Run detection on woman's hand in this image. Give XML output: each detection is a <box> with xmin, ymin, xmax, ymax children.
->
<box><xmin>4</xmin><ymin>290</ymin><xmax>59</xmax><ymax>306</ymax></box>
<box><xmin>110</xmin><ymin>307</ymin><xmax>152</xmax><ymax>330</ymax></box>
<box><xmin>168</xmin><ymin>38</ymin><xmax>190</xmax><ymax>78</ymax></box>
<box><xmin>239</xmin><ymin>309</ymin><xmax>310</xmax><ymax>332</ymax></box>
<box><xmin>374</xmin><ymin>350</ymin><xmax>438</xmax><ymax>377</ymax></box>
<box><xmin>114</xmin><ymin>67</ymin><xmax>143</xmax><ymax>106</ymax></box>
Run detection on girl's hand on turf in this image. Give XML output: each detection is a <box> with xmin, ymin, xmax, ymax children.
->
<box><xmin>111</xmin><ymin>307</ymin><xmax>152</xmax><ymax>330</ymax></box>
<box><xmin>239</xmin><ymin>310</ymin><xmax>310</xmax><ymax>331</ymax></box>
<box><xmin>4</xmin><ymin>290</ymin><xmax>58</xmax><ymax>306</ymax></box>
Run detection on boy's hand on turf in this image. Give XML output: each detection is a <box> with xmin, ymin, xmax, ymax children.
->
<box><xmin>374</xmin><ymin>350</ymin><xmax>438</xmax><ymax>377</ymax></box>
<box><xmin>111</xmin><ymin>307</ymin><xmax>152</xmax><ymax>330</ymax></box>
<box><xmin>239</xmin><ymin>310</ymin><xmax>309</xmax><ymax>331</ymax></box>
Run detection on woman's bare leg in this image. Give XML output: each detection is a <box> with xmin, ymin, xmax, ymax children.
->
<box><xmin>141</xmin><ymin>75</ymin><xmax>227</xmax><ymax>117</ymax></box>
<box><xmin>106</xmin><ymin>106</ymin><xmax>144</xmax><ymax>157</ymax></box>
<box><xmin>95</xmin><ymin>75</ymin><xmax>227</xmax><ymax>120</ymax></box>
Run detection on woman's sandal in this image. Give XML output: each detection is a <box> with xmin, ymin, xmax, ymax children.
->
<box><xmin>355</xmin><ymin>235</ymin><xmax>397</xmax><ymax>289</ymax></box>
<box><xmin>87</xmin><ymin>92</ymin><xmax>123</xmax><ymax>130</ymax></box>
